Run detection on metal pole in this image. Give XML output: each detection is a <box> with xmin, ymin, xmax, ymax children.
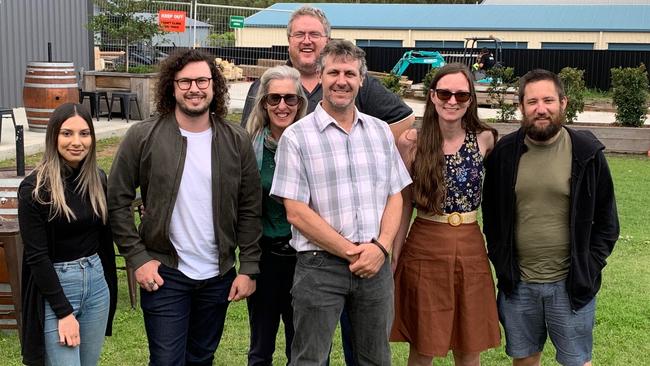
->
<box><xmin>192</xmin><ymin>0</ymin><xmax>198</xmax><ymax>49</ymax></box>
<box><xmin>48</xmin><ymin>42</ymin><xmax>53</xmax><ymax>62</ymax></box>
<box><xmin>15</xmin><ymin>126</ymin><xmax>25</xmax><ymax>177</ymax></box>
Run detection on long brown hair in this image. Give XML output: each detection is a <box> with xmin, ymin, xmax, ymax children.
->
<box><xmin>412</xmin><ymin>63</ymin><xmax>497</xmax><ymax>214</ymax></box>
<box><xmin>32</xmin><ymin>103</ymin><xmax>107</xmax><ymax>222</ymax></box>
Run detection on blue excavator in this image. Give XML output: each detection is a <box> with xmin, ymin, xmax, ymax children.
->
<box><xmin>390</xmin><ymin>50</ymin><xmax>446</xmax><ymax>76</ymax></box>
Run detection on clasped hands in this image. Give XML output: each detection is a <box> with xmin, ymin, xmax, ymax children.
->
<box><xmin>345</xmin><ymin>242</ymin><xmax>386</xmax><ymax>279</ymax></box>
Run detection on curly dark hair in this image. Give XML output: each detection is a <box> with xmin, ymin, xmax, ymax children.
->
<box><xmin>156</xmin><ymin>49</ymin><xmax>229</xmax><ymax>119</ymax></box>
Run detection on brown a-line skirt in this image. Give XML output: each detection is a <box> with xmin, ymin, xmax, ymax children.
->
<box><xmin>390</xmin><ymin>218</ymin><xmax>501</xmax><ymax>357</ymax></box>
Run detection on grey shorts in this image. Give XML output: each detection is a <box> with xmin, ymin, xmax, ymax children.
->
<box><xmin>497</xmin><ymin>280</ymin><xmax>595</xmax><ymax>366</ymax></box>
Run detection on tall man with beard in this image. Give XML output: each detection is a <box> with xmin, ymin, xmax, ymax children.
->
<box><xmin>108</xmin><ymin>49</ymin><xmax>262</xmax><ymax>366</ymax></box>
<box><xmin>482</xmin><ymin>69</ymin><xmax>619</xmax><ymax>366</ymax></box>
<box><xmin>271</xmin><ymin>40</ymin><xmax>411</xmax><ymax>365</ymax></box>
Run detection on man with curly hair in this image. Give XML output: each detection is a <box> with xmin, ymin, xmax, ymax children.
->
<box><xmin>108</xmin><ymin>49</ymin><xmax>262</xmax><ymax>366</ymax></box>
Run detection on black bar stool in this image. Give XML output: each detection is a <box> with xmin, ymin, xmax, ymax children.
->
<box><xmin>109</xmin><ymin>92</ymin><xmax>142</xmax><ymax>122</ymax></box>
<box><xmin>0</xmin><ymin>107</ymin><xmax>17</xmax><ymax>144</ymax></box>
<box><xmin>79</xmin><ymin>90</ymin><xmax>110</xmax><ymax>121</ymax></box>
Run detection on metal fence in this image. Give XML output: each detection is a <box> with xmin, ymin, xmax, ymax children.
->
<box><xmin>361</xmin><ymin>47</ymin><xmax>650</xmax><ymax>90</ymax></box>
<box><xmin>91</xmin><ymin>1</ymin><xmax>650</xmax><ymax>90</ymax></box>
<box><xmin>93</xmin><ymin>1</ymin><xmax>291</xmax><ymax>72</ymax></box>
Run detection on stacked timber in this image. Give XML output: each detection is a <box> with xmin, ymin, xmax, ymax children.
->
<box><xmin>215</xmin><ymin>58</ymin><xmax>243</xmax><ymax>81</ymax></box>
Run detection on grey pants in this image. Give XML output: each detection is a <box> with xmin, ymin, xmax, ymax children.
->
<box><xmin>290</xmin><ymin>251</ymin><xmax>393</xmax><ymax>366</ymax></box>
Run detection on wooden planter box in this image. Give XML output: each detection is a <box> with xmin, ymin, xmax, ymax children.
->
<box><xmin>491</xmin><ymin>123</ymin><xmax>650</xmax><ymax>154</ymax></box>
<box><xmin>82</xmin><ymin>71</ymin><xmax>158</xmax><ymax>119</ymax></box>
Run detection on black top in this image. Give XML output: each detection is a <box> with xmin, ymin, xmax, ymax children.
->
<box><xmin>18</xmin><ymin>168</ymin><xmax>117</xmax><ymax>366</ymax></box>
<box><xmin>240</xmin><ymin>61</ymin><xmax>413</xmax><ymax>127</ymax></box>
<box><xmin>479</xmin><ymin>52</ymin><xmax>496</xmax><ymax>70</ymax></box>
<box><xmin>42</xmin><ymin>172</ymin><xmax>102</xmax><ymax>263</ymax></box>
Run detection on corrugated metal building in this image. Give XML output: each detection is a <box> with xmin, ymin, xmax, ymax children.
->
<box><xmin>0</xmin><ymin>0</ymin><xmax>92</xmax><ymax>108</ymax></box>
<box><xmin>240</xmin><ymin>3</ymin><xmax>650</xmax><ymax>51</ymax></box>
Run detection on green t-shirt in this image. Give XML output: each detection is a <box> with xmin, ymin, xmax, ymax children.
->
<box><xmin>261</xmin><ymin>146</ymin><xmax>291</xmax><ymax>239</ymax></box>
<box><xmin>515</xmin><ymin>128</ymin><xmax>572</xmax><ymax>283</ymax></box>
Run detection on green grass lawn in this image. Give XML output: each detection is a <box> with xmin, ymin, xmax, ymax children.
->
<box><xmin>0</xmin><ymin>140</ymin><xmax>648</xmax><ymax>365</ymax></box>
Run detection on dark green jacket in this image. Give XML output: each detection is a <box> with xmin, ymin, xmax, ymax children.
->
<box><xmin>107</xmin><ymin>113</ymin><xmax>262</xmax><ymax>275</ymax></box>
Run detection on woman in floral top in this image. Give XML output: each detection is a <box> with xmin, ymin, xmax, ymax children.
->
<box><xmin>390</xmin><ymin>63</ymin><xmax>500</xmax><ymax>366</ymax></box>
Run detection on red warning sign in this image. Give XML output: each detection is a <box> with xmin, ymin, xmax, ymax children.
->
<box><xmin>159</xmin><ymin>10</ymin><xmax>186</xmax><ymax>33</ymax></box>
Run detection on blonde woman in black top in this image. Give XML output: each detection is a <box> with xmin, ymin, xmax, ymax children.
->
<box><xmin>18</xmin><ymin>103</ymin><xmax>117</xmax><ymax>366</ymax></box>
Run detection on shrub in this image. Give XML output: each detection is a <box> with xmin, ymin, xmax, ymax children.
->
<box><xmin>559</xmin><ymin>67</ymin><xmax>586</xmax><ymax>124</ymax></box>
<box><xmin>487</xmin><ymin>66</ymin><xmax>518</xmax><ymax>122</ymax></box>
<box><xmin>114</xmin><ymin>64</ymin><xmax>157</xmax><ymax>74</ymax></box>
<box><xmin>381</xmin><ymin>73</ymin><xmax>404</xmax><ymax>96</ymax></box>
<box><xmin>208</xmin><ymin>32</ymin><xmax>235</xmax><ymax>47</ymax></box>
<box><xmin>611</xmin><ymin>64</ymin><xmax>649</xmax><ymax>127</ymax></box>
<box><xmin>422</xmin><ymin>67</ymin><xmax>439</xmax><ymax>90</ymax></box>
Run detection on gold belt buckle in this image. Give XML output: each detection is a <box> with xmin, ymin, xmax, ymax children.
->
<box><xmin>447</xmin><ymin>212</ymin><xmax>462</xmax><ymax>227</ymax></box>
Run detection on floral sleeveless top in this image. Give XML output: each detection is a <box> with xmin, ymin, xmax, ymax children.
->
<box><xmin>443</xmin><ymin>132</ymin><xmax>484</xmax><ymax>213</ymax></box>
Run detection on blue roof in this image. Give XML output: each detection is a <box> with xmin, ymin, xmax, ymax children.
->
<box><xmin>245</xmin><ymin>4</ymin><xmax>650</xmax><ymax>32</ymax></box>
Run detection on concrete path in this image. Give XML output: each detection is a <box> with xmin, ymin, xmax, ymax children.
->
<box><xmin>2</xmin><ymin>81</ymin><xmax>647</xmax><ymax>161</ymax></box>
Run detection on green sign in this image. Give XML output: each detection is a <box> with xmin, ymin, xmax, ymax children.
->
<box><xmin>229</xmin><ymin>16</ymin><xmax>245</xmax><ymax>29</ymax></box>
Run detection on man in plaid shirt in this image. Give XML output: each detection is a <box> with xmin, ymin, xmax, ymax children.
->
<box><xmin>271</xmin><ymin>40</ymin><xmax>411</xmax><ymax>365</ymax></box>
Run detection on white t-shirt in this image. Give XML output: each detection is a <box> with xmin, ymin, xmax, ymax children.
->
<box><xmin>169</xmin><ymin>127</ymin><xmax>219</xmax><ymax>280</ymax></box>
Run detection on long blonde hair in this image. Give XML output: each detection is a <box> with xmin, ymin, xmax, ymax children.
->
<box><xmin>32</xmin><ymin>103</ymin><xmax>107</xmax><ymax>223</ymax></box>
<box><xmin>246</xmin><ymin>65</ymin><xmax>307</xmax><ymax>137</ymax></box>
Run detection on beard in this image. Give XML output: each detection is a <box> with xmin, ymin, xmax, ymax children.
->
<box><xmin>522</xmin><ymin>110</ymin><xmax>565</xmax><ymax>142</ymax></box>
<box><xmin>176</xmin><ymin>92</ymin><xmax>211</xmax><ymax>117</ymax></box>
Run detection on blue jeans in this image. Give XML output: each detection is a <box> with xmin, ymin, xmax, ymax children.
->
<box><xmin>498</xmin><ymin>280</ymin><xmax>596</xmax><ymax>366</ymax></box>
<box><xmin>290</xmin><ymin>251</ymin><xmax>393</xmax><ymax>366</ymax></box>
<box><xmin>43</xmin><ymin>254</ymin><xmax>110</xmax><ymax>366</ymax></box>
<box><xmin>141</xmin><ymin>264</ymin><xmax>235</xmax><ymax>366</ymax></box>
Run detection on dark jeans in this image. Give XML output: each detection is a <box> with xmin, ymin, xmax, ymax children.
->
<box><xmin>339</xmin><ymin>308</ymin><xmax>356</xmax><ymax>366</ymax></box>
<box><xmin>290</xmin><ymin>251</ymin><xmax>393</xmax><ymax>366</ymax></box>
<box><xmin>247</xmin><ymin>241</ymin><xmax>297</xmax><ymax>366</ymax></box>
<box><xmin>141</xmin><ymin>264</ymin><xmax>235</xmax><ymax>366</ymax></box>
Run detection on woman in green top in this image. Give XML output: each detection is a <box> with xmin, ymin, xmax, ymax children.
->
<box><xmin>245</xmin><ymin>65</ymin><xmax>307</xmax><ymax>366</ymax></box>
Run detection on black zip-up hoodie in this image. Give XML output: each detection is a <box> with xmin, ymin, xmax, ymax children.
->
<box><xmin>482</xmin><ymin>126</ymin><xmax>619</xmax><ymax>310</ymax></box>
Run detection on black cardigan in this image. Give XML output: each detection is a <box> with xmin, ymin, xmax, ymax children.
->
<box><xmin>482</xmin><ymin>127</ymin><xmax>619</xmax><ymax>310</ymax></box>
<box><xmin>18</xmin><ymin>169</ymin><xmax>117</xmax><ymax>366</ymax></box>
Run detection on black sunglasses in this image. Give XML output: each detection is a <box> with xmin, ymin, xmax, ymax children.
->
<box><xmin>434</xmin><ymin>89</ymin><xmax>472</xmax><ymax>103</ymax></box>
<box><xmin>264</xmin><ymin>93</ymin><xmax>301</xmax><ymax>106</ymax></box>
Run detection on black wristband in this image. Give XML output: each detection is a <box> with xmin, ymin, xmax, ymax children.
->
<box><xmin>245</xmin><ymin>273</ymin><xmax>259</xmax><ymax>280</ymax></box>
<box><xmin>371</xmin><ymin>238</ymin><xmax>389</xmax><ymax>258</ymax></box>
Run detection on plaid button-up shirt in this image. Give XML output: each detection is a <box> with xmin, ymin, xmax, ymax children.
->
<box><xmin>271</xmin><ymin>104</ymin><xmax>412</xmax><ymax>252</ymax></box>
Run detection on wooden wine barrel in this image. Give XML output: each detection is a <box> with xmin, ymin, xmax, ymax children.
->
<box><xmin>0</xmin><ymin>178</ymin><xmax>21</xmax><ymax>222</ymax></box>
<box><xmin>0</xmin><ymin>168</ymin><xmax>26</xmax><ymax>335</ymax></box>
<box><xmin>23</xmin><ymin>62</ymin><xmax>79</xmax><ymax>132</ymax></box>
<box><xmin>0</xmin><ymin>168</ymin><xmax>32</xmax><ymax>222</ymax></box>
